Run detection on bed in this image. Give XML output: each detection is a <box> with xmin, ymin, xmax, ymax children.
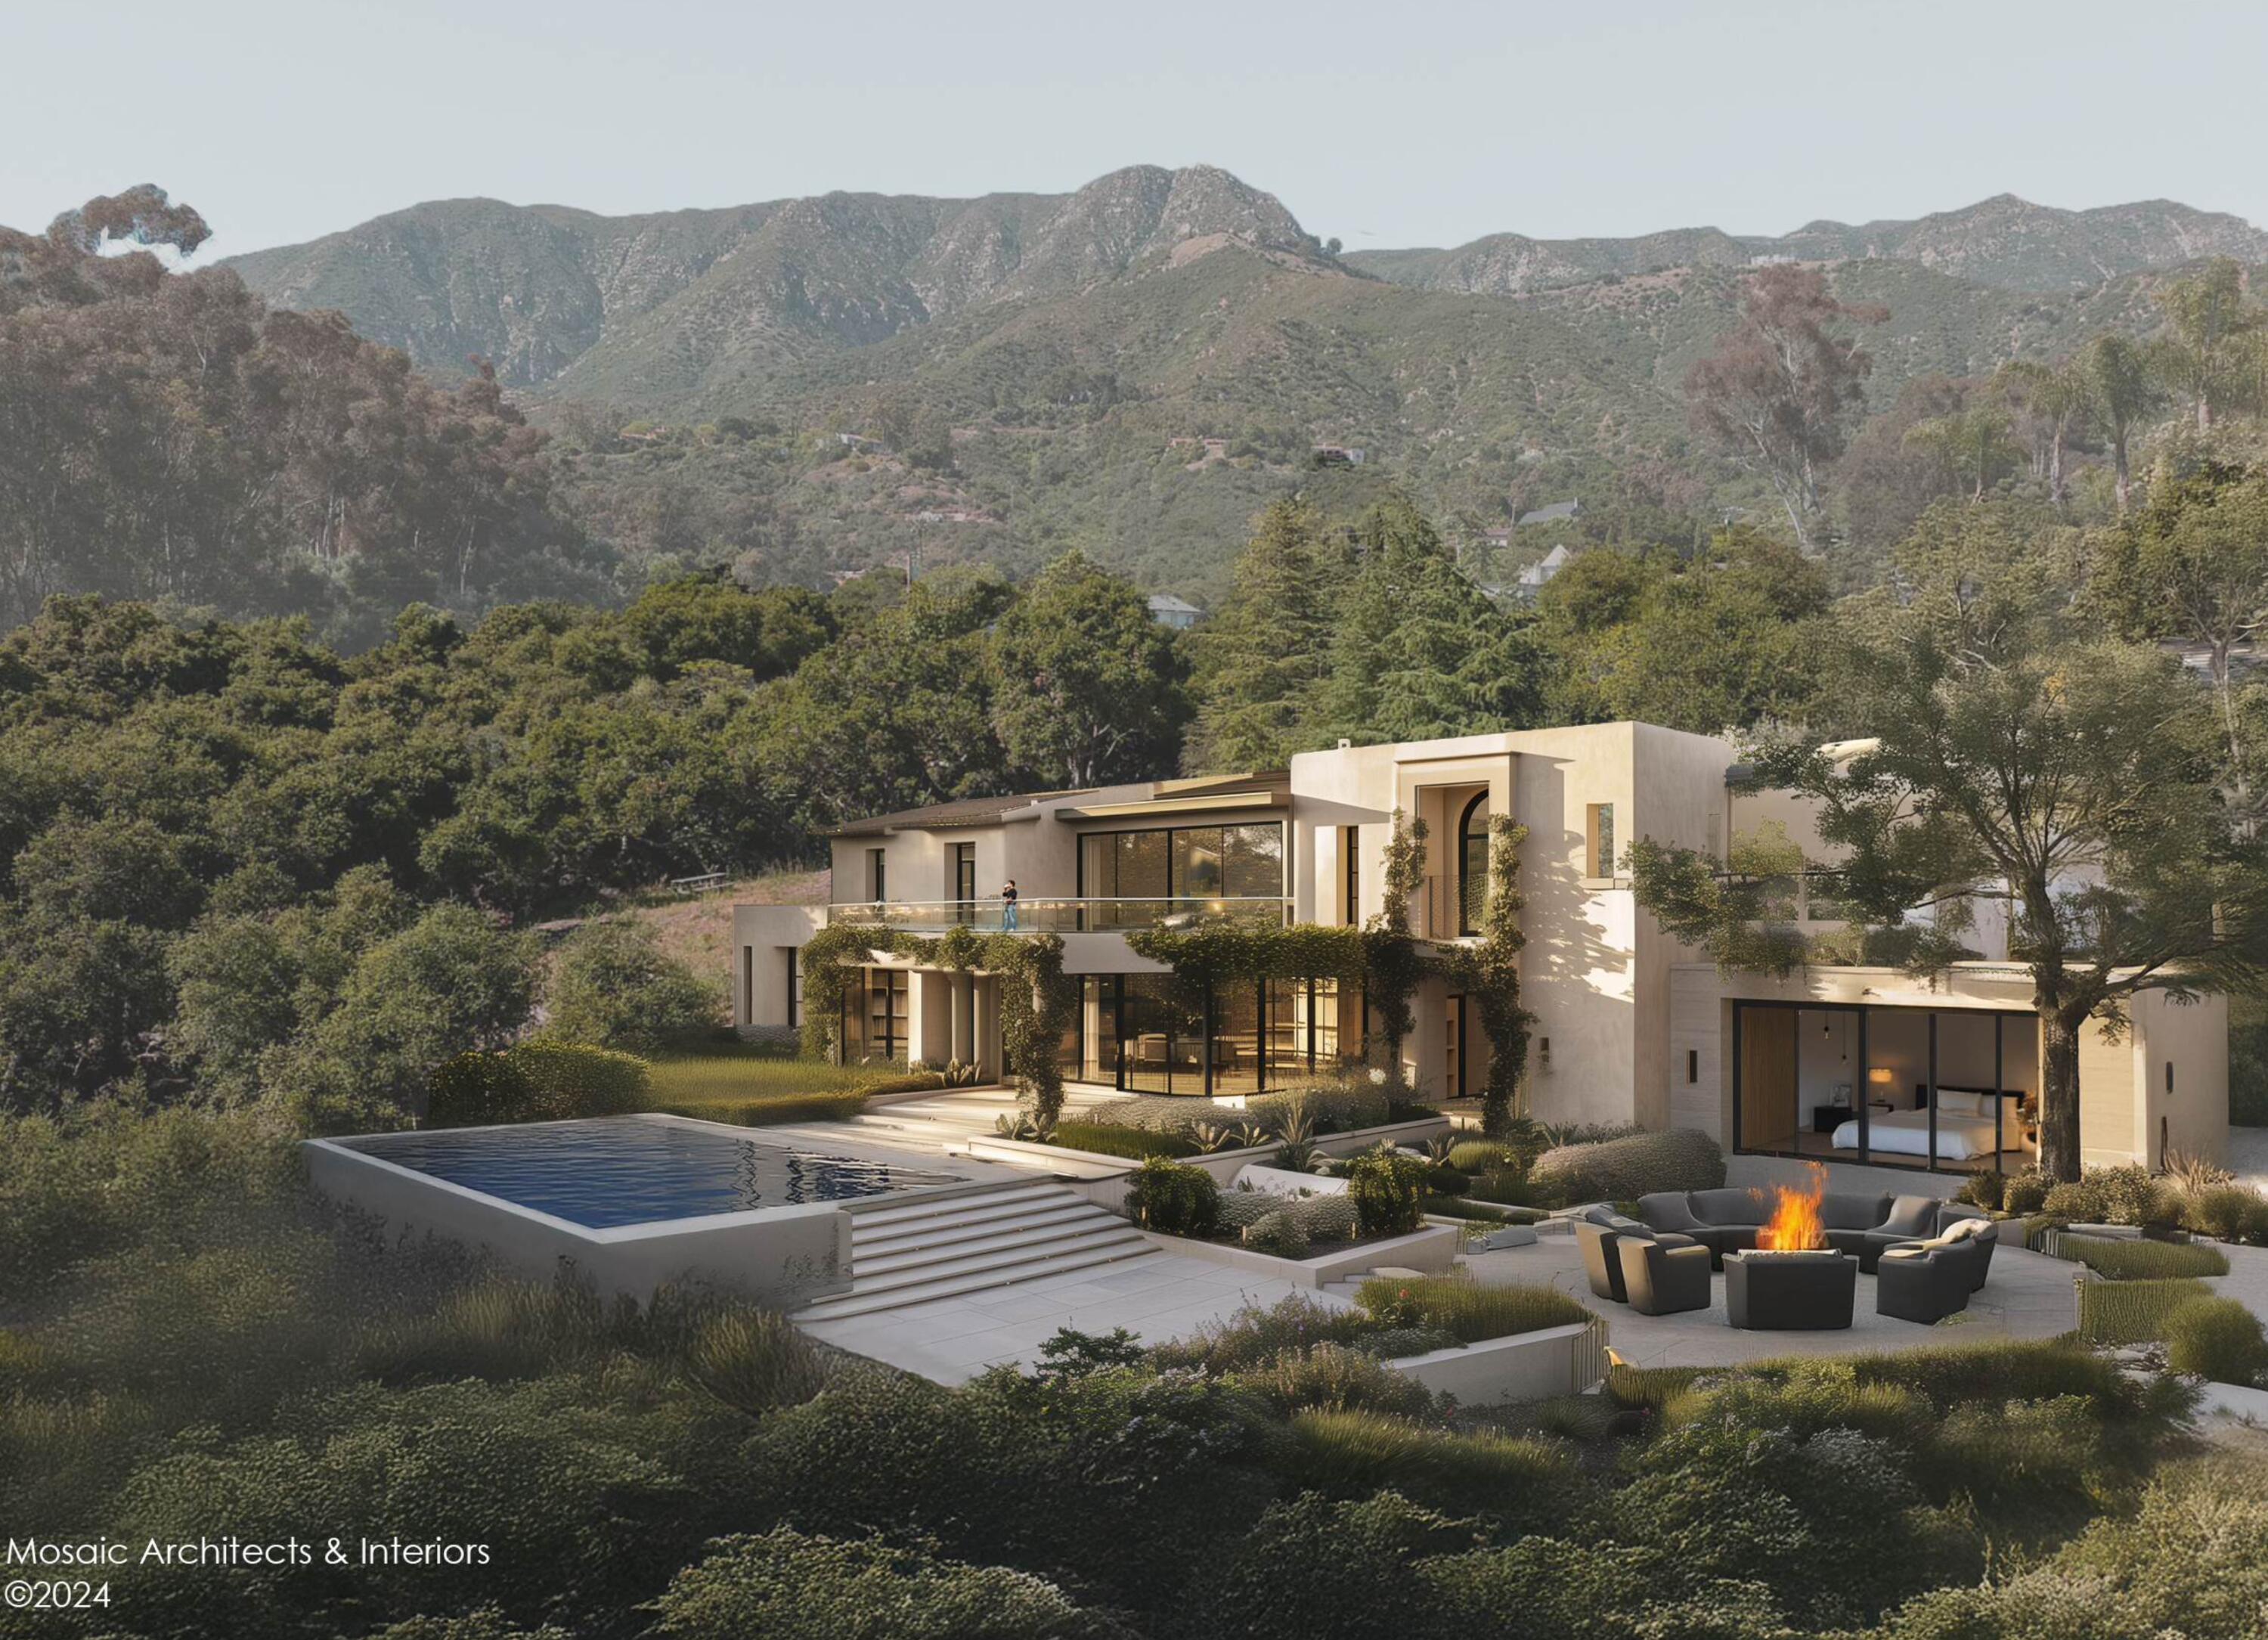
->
<box><xmin>1828</xmin><ymin>1088</ymin><xmax>2019</xmax><ymax>1161</ymax></box>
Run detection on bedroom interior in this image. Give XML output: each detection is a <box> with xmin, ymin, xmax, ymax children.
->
<box><xmin>1732</xmin><ymin>1000</ymin><xmax>2037</xmax><ymax>1175</ymax></box>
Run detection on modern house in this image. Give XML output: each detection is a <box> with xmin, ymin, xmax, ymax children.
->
<box><xmin>735</xmin><ymin>724</ymin><xmax>2227</xmax><ymax>1179</ymax></box>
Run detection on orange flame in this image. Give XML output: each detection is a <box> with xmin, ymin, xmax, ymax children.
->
<box><xmin>1755</xmin><ymin>1163</ymin><xmax>1828</xmax><ymax>1251</ymax></box>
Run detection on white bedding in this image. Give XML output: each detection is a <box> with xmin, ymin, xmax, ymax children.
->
<box><xmin>1829</xmin><ymin>1106</ymin><xmax>2007</xmax><ymax>1161</ymax></box>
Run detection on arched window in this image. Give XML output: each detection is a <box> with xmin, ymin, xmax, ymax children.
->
<box><xmin>1458</xmin><ymin>791</ymin><xmax>1490</xmax><ymax>935</ymax></box>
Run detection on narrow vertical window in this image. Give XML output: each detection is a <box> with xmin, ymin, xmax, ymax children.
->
<box><xmin>868</xmin><ymin>848</ymin><xmax>887</xmax><ymax>901</ymax></box>
<box><xmin>1585</xmin><ymin>804</ymin><xmax>1616</xmax><ymax>879</ymax></box>
<box><xmin>1343</xmin><ymin>825</ymin><xmax>1361</xmax><ymax>925</ymax></box>
<box><xmin>742</xmin><ymin>945</ymin><xmax>754</xmax><ymax>1025</ymax></box>
<box><xmin>785</xmin><ymin>948</ymin><xmax>801</xmax><ymax>1029</ymax></box>
<box><xmin>1687</xmin><ymin>1048</ymin><xmax>1698</xmax><ymax>1084</ymax></box>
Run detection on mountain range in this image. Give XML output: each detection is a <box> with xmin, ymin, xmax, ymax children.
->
<box><xmin>221</xmin><ymin>167</ymin><xmax>2265</xmax><ymax>597</ymax></box>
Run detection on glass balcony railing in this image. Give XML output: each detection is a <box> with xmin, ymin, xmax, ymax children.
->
<box><xmin>823</xmin><ymin>897</ymin><xmax>1290</xmax><ymax>934</ymax></box>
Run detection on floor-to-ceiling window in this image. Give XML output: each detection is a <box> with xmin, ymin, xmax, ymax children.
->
<box><xmin>1079</xmin><ymin>821</ymin><xmax>1284</xmax><ymax>929</ymax></box>
<box><xmin>1732</xmin><ymin>1000</ymin><xmax>2035</xmax><ymax>1174</ymax></box>
<box><xmin>1069</xmin><ymin>972</ymin><xmax>1362</xmax><ymax>1094</ymax></box>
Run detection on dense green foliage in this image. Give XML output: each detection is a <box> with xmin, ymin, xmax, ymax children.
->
<box><xmin>426</xmin><ymin>1041</ymin><xmax>650</xmax><ymax>1127</ymax></box>
<box><xmin>5</xmin><ymin>1109</ymin><xmax>2254</xmax><ymax>1638</ymax></box>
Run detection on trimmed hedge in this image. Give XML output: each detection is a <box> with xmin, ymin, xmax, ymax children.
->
<box><xmin>1526</xmin><ymin>1127</ymin><xmax>1724</xmax><ymax>1204</ymax></box>
<box><xmin>2061</xmin><ymin>1235</ymin><xmax>2229</xmax><ymax>1281</ymax></box>
<box><xmin>1050</xmin><ymin>1122</ymin><xmax>1200</xmax><ymax>1161</ymax></box>
<box><xmin>652</xmin><ymin>1091</ymin><xmax>867</xmax><ymax>1127</ymax></box>
<box><xmin>426</xmin><ymin>1042</ymin><xmax>649</xmax><ymax>1127</ymax></box>
<box><xmin>2076</xmin><ymin>1277</ymin><xmax>2217</xmax><ymax>1347</ymax></box>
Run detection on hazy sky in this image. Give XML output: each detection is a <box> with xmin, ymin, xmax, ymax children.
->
<box><xmin>9</xmin><ymin>0</ymin><xmax>2268</xmax><ymax>259</ymax></box>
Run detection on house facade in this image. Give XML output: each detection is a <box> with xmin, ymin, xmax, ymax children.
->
<box><xmin>734</xmin><ymin>723</ymin><xmax>2228</xmax><ymax>1177</ymax></box>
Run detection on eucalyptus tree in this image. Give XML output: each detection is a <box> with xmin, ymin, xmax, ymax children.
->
<box><xmin>2080</xmin><ymin>333</ymin><xmax>2167</xmax><ymax>513</ymax></box>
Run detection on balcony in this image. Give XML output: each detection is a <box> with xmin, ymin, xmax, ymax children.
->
<box><xmin>822</xmin><ymin>897</ymin><xmax>1291</xmax><ymax>935</ymax></box>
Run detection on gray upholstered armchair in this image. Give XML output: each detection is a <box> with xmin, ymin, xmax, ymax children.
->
<box><xmin>1616</xmin><ymin>1232</ymin><xmax>1712</xmax><ymax>1316</ymax></box>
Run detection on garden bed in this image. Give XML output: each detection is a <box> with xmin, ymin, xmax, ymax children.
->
<box><xmin>1138</xmin><ymin>1222</ymin><xmax>1460</xmax><ymax>1287</ymax></box>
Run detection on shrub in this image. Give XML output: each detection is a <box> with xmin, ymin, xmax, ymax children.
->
<box><xmin>652</xmin><ymin>1527</ymin><xmax>1120</xmax><ymax>1640</ymax></box>
<box><xmin>2062</xmin><ymin>1235</ymin><xmax>2229</xmax><ymax>1281</ymax></box>
<box><xmin>1235</xmin><ymin>1342</ymin><xmax>1439</xmax><ymax>1418</ymax></box>
<box><xmin>2000</xmin><ymin>1169</ymin><xmax>2053</xmax><ymax>1216</ymax></box>
<box><xmin>1124</xmin><ymin>1156</ymin><xmax>1219</xmax><ymax>1237</ymax></box>
<box><xmin>2181</xmin><ymin>1183</ymin><xmax>2268</xmax><ymax>1243</ymax></box>
<box><xmin>1954</xmin><ymin>1170</ymin><xmax>2006</xmax><ymax>1211</ymax></box>
<box><xmin>2042</xmin><ymin>1177</ymin><xmax>2107</xmax><ymax>1221</ymax></box>
<box><xmin>1250</xmin><ymin>1074</ymin><xmax>1391</xmax><ymax>1135</ymax></box>
<box><xmin>683</xmin><ymin>1307</ymin><xmax>829</xmax><ymax>1415</ymax></box>
<box><xmin>1526</xmin><ymin>1127</ymin><xmax>1724</xmax><ymax>1204</ymax></box>
<box><xmin>1245</xmin><ymin>1210</ymin><xmax>1311</xmax><ymax>1259</ymax></box>
<box><xmin>1424</xmin><ymin>1163</ymin><xmax>1470</xmax><ymax>1195</ymax></box>
<box><xmin>1050</xmin><ymin>1121</ymin><xmax>1199</xmax><ymax>1160</ymax></box>
<box><xmin>426</xmin><ymin>1042</ymin><xmax>649</xmax><ymax>1127</ymax></box>
<box><xmin>1355</xmin><ymin>1273</ymin><xmax>1591</xmax><ymax>1343</ymax></box>
<box><xmin>1281</xmin><ymin>1409</ymin><xmax>1581</xmax><ymax>1525</ymax></box>
<box><xmin>1291</xmin><ymin>1193</ymin><xmax>1360</xmax><ymax>1243</ymax></box>
<box><xmin>858</xmin><ymin>1070</ymin><xmax>947</xmax><ymax>1097</ymax></box>
<box><xmin>1344</xmin><ymin>1146</ymin><xmax>1428</xmax><ymax>1238</ymax></box>
<box><xmin>1446</xmin><ymin>1139</ymin><xmax>1519</xmax><ymax>1174</ymax></box>
<box><xmin>2162</xmin><ymin>1297</ymin><xmax>2268</xmax><ymax>1386</ymax></box>
<box><xmin>1150</xmin><ymin>1293</ymin><xmax>1376</xmax><ymax>1375</ymax></box>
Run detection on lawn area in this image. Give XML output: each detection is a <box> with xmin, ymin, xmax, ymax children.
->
<box><xmin>641</xmin><ymin>1041</ymin><xmax>903</xmax><ymax>1126</ymax></box>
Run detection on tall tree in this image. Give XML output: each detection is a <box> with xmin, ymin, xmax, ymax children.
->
<box><xmin>1684</xmin><ymin>266</ymin><xmax>1887</xmax><ymax>551</ymax></box>
<box><xmin>2088</xmin><ymin>460</ymin><xmax>2268</xmax><ymax>825</ymax></box>
<box><xmin>1901</xmin><ymin>407</ymin><xmax>2022</xmax><ymax>504</ymax></box>
<box><xmin>1184</xmin><ymin>500</ymin><xmax>1343</xmax><ymax>772</ymax></box>
<box><xmin>989</xmin><ymin>550</ymin><xmax>1189</xmax><ymax>789</ymax></box>
<box><xmin>2080</xmin><ymin>333</ymin><xmax>2166</xmax><ymax>513</ymax></box>
<box><xmin>1321</xmin><ymin>497</ymin><xmax>1543</xmax><ymax>745</ymax></box>
<box><xmin>2149</xmin><ymin>257</ymin><xmax>2264</xmax><ymax>431</ymax></box>
<box><xmin>1996</xmin><ymin>357</ymin><xmax>2092</xmax><ymax>507</ymax></box>
<box><xmin>1635</xmin><ymin>539</ymin><xmax>2268</xmax><ymax>1181</ymax></box>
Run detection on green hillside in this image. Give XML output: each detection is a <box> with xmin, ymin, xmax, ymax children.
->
<box><xmin>222</xmin><ymin>169</ymin><xmax>2266</xmax><ymax>600</ymax></box>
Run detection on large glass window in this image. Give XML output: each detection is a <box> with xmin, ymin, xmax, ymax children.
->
<box><xmin>1224</xmin><ymin>824</ymin><xmax>1283</xmax><ymax>900</ymax></box>
<box><xmin>1080</xmin><ymin>821</ymin><xmax>1284</xmax><ymax>927</ymax></box>
<box><xmin>1210</xmin><ymin>981</ymin><xmax>1261</xmax><ymax>1098</ymax></box>
<box><xmin>1075</xmin><ymin>970</ymin><xmax>1359</xmax><ymax>1095</ymax></box>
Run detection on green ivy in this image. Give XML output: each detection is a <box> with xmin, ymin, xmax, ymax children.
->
<box><xmin>1438</xmin><ymin>816</ymin><xmax>1533</xmax><ymax>1135</ymax></box>
<box><xmin>798</xmin><ymin>923</ymin><xmax>1074</xmax><ymax>1124</ymax></box>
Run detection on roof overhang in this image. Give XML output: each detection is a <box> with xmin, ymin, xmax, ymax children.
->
<box><xmin>1053</xmin><ymin>790</ymin><xmax>1281</xmax><ymax>821</ymax></box>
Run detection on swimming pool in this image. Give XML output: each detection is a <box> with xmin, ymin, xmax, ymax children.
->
<box><xmin>343</xmin><ymin>1118</ymin><xmax>966</xmax><ymax>1229</ymax></box>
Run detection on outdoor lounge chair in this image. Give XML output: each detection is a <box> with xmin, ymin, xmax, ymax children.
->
<box><xmin>1875</xmin><ymin>1240</ymin><xmax>1973</xmax><ymax>1322</ymax></box>
<box><xmin>1857</xmin><ymin>1195</ymin><xmax>1947</xmax><ymax>1271</ymax></box>
<box><xmin>1574</xmin><ymin>1207</ymin><xmax>1697</xmax><ymax>1303</ymax></box>
<box><xmin>1616</xmin><ymin>1232</ymin><xmax>1713</xmax><ymax>1316</ymax></box>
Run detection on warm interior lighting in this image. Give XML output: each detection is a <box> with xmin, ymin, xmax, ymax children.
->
<box><xmin>1755</xmin><ymin>1162</ymin><xmax>1829</xmax><ymax>1251</ymax></box>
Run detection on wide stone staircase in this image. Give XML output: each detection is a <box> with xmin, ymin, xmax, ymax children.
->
<box><xmin>794</xmin><ymin>1180</ymin><xmax>1156</xmax><ymax>1322</ymax></box>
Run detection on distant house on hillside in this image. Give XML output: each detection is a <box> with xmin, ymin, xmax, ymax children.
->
<box><xmin>1517</xmin><ymin>498</ymin><xmax>1582</xmax><ymax>528</ymax></box>
<box><xmin>1480</xmin><ymin>525</ymin><xmax>1514</xmax><ymax>553</ymax></box>
<box><xmin>1312</xmin><ymin>444</ymin><xmax>1367</xmax><ymax>467</ymax></box>
<box><xmin>1148</xmin><ymin>594</ymin><xmax>1204</xmax><ymax>631</ymax></box>
<box><xmin>1514</xmin><ymin>544</ymin><xmax>1575</xmax><ymax>601</ymax></box>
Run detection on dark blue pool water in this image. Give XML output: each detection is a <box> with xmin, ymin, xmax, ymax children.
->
<box><xmin>345</xmin><ymin>1119</ymin><xmax>964</xmax><ymax>1229</ymax></box>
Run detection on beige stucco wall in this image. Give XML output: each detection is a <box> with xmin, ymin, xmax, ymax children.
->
<box><xmin>731</xmin><ymin>904</ymin><xmax>824</xmax><ymax>1028</ymax></box>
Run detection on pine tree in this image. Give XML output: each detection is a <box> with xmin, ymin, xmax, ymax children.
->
<box><xmin>1183</xmin><ymin>500</ymin><xmax>1342</xmax><ymax>772</ymax></box>
<box><xmin>1321</xmin><ymin>495</ymin><xmax>1544</xmax><ymax>744</ymax></box>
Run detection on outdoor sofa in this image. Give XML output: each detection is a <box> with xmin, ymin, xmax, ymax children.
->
<box><xmin>1637</xmin><ymin>1189</ymin><xmax>1998</xmax><ymax>1277</ymax></box>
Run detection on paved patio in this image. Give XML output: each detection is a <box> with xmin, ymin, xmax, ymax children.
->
<box><xmin>796</xmin><ymin>1251</ymin><xmax>1327</xmax><ymax>1383</ymax></box>
<box><xmin>1461</xmin><ymin>1223</ymin><xmax>2084</xmax><ymax>1369</ymax></box>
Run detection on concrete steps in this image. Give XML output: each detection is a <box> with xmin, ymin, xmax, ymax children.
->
<box><xmin>797</xmin><ymin>1180</ymin><xmax>1154</xmax><ymax>1322</ymax></box>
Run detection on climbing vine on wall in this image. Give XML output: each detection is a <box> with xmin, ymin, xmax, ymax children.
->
<box><xmin>797</xmin><ymin>924</ymin><xmax>1074</xmax><ymax>1125</ymax></box>
<box><xmin>1365</xmin><ymin>807</ymin><xmax>1428</xmax><ymax>1079</ymax></box>
<box><xmin>1438</xmin><ymin>815</ymin><xmax>1532</xmax><ymax>1134</ymax></box>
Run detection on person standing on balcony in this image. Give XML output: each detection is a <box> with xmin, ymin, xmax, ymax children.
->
<box><xmin>1000</xmin><ymin>879</ymin><xmax>1019</xmax><ymax>931</ymax></box>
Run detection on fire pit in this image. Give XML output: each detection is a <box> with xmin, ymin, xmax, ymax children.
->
<box><xmin>1724</xmin><ymin>1165</ymin><xmax>1857</xmax><ymax>1331</ymax></box>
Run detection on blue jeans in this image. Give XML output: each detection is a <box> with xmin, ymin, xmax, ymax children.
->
<box><xmin>1002</xmin><ymin>903</ymin><xmax>1019</xmax><ymax>930</ymax></box>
